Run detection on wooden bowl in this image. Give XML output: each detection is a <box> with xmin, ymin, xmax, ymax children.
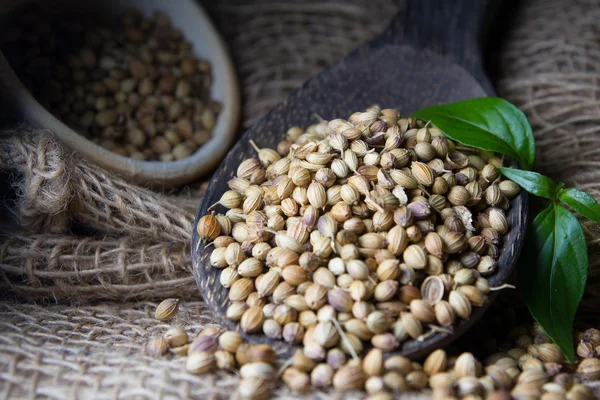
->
<box><xmin>193</xmin><ymin>149</ymin><xmax>527</xmax><ymax>359</ymax></box>
<box><xmin>0</xmin><ymin>0</ymin><xmax>240</xmax><ymax>187</ymax></box>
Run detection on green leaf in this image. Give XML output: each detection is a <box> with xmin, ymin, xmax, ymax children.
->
<box><xmin>411</xmin><ymin>97</ymin><xmax>535</xmax><ymax>169</ymax></box>
<box><xmin>498</xmin><ymin>167</ymin><xmax>557</xmax><ymax>199</ymax></box>
<box><xmin>558</xmin><ymin>188</ymin><xmax>600</xmax><ymax>224</ymax></box>
<box><xmin>521</xmin><ymin>203</ymin><xmax>587</xmax><ymax>362</ymax></box>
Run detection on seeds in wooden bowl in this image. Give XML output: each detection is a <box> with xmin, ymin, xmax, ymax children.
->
<box><xmin>201</xmin><ymin>106</ymin><xmax>519</xmax><ymax>355</ymax></box>
<box><xmin>1</xmin><ymin>7</ymin><xmax>221</xmax><ymax>161</ymax></box>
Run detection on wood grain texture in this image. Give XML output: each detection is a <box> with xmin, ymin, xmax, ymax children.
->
<box><xmin>193</xmin><ymin>0</ymin><xmax>528</xmax><ymax>359</ymax></box>
<box><xmin>375</xmin><ymin>0</ymin><xmax>498</xmax><ymax>95</ymax></box>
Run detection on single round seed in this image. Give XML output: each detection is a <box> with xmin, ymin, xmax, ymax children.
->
<box><xmin>146</xmin><ymin>337</ymin><xmax>168</xmax><ymax>358</ymax></box>
<box><xmin>218</xmin><ymin>331</ymin><xmax>243</xmax><ymax>353</ymax></box>
<box><xmin>155</xmin><ymin>298</ymin><xmax>180</xmax><ymax>321</ymax></box>
<box><xmin>163</xmin><ymin>327</ymin><xmax>188</xmax><ymax>348</ymax></box>
<box><xmin>186</xmin><ymin>351</ymin><xmax>216</xmax><ymax>374</ymax></box>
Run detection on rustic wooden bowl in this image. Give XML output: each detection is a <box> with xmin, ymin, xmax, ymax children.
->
<box><xmin>0</xmin><ymin>0</ymin><xmax>240</xmax><ymax>187</ymax></box>
<box><xmin>193</xmin><ymin>0</ymin><xmax>528</xmax><ymax>359</ymax></box>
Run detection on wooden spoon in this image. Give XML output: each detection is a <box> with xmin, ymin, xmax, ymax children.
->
<box><xmin>193</xmin><ymin>0</ymin><xmax>528</xmax><ymax>359</ymax></box>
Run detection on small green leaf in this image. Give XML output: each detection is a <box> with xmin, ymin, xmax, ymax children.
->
<box><xmin>411</xmin><ymin>97</ymin><xmax>535</xmax><ymax>169</ymax></box>
<box><xmin>558</xmin><ymin>188</ymin><xmax>600</xmax><ymax>224</ymax></box>
<box><xmin>521</xmin><ymin>203</ymin><xmax>587</xmax><ymax>362</ymax></box>
<box><xmin>498</xmin><ymin>168</ymin><xmax>557</xmax><ymax>199</ymax></box>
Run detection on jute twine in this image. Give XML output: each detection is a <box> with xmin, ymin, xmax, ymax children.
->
<box><xmin>0</xmin><ymin>0</ymin><xmax>599</xmax><ymax>398</ymax></box>
<box><xmin>0</xmin><ymin>129</ymin><xmax>197</xmax><ymax>242</ymax></box>
<box><xmin>0</xmin><ymin>130</ymin><xmax>200</xmax><ymax>301</ymax></box>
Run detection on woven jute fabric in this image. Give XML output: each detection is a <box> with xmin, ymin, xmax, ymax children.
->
<box><xmin>0</xmin><ymin>130</ymin><xmax>201</xmax><ymax>301</ymax></box>
<box><xmin>1</xmin><ymin>0</ymin><xmax>600</xmax><ymax>398</ymax></box>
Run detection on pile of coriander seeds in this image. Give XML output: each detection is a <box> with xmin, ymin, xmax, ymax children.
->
<box><xmin>199</xmin><ymin>106</ymin><xmax>519</xmax><ymax>344</ymax></box>
<box><xmin>150</xmin><ymin>299</ymin><xmax>600</xmax><ymax>399</ymax></box>
<box><xmin>1</xmin><ymin>7</ymin><xmax>220</xmax><ymax>161</ymax></box>
<box><xmin>194</xmin><ymin>106</ymin><xmax>529</xmax><ymax>395</ymax></box>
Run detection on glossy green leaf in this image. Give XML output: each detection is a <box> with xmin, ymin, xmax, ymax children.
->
<box><xmin>521</xmin><ymin>203</ymin><xmax>587</xmax><ymax>362</ymax></box>
<box><xmin>558</xmin><ymin>188</ymin><xmax>600</xmax><ymax>224</ymax></box>
<box><xmin>498</xmin><ymin>167</ymin><xmax>557</xmax><ymax>199</ymax></box>
<box><xmin>412</xmin><ymin>97</ymin><xmax>535</xmax><ymax>169</ymax></box>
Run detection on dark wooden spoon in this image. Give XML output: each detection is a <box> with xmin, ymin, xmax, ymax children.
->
<box><xmin>193</xmin><ymin>0</ymin><xmax>528</xmax><ymax>359</ymax></box>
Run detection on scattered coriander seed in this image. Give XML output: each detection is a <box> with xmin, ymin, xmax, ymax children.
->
<box><xmin>333</xmin><ymin>365</ymin><xmax>366</xmax><ymax>391</ymax></box>
<box><xmin>186</xmin><ymin>351</ymin><xmax>216</xmax><ymax>375</ymax></box>
<box><xmin>189</xmin><ymin>334</ymin><xmax>219</xmax><ymax>354</ymax></box>
<box><xmin>219</xmin><ymin>331</ymin><xmax>243</xmax><ymax>353</ymax></box>
<box><xmin>577</xmin><ymin>358</ymin><xmax>600</xmax><ymax>380</ymax></box>
<box><xmin>282</xmin><ymin>367</ymin><xmax>311</xmax><ymax>392</ymax></box>
<box><xmin>155</xmin><ymin>298</ymin><xmax>180</xmax><ymax>321</ymax></box>
<box><xmin>158</xmin><ymin>314</ymin><xmax>595</xmax><ymax>397</ymax></box>
<box><xmin>145</xmin><ymin>108</ymin><xmax>600</xmax><ymax>397</ymax></box>
<box><xmin>146</xmin><ymin>337</ymin><xmax>168</xmax><ymax>358</ymax></box>
<box><xmin>238</xmin><ymin>378</ymin><xmax>271</xmax><ymax>400</ymax></box>
<box><xmin>163</xmin><ymin>327</ymin><xmax>188</xmax><ymax>348</ymax></box>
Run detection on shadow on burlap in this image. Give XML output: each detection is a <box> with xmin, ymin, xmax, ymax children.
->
<box><xmin>0</xmin><ymin>0</ymin><xmax>599</xmax><ymax>398</ymax></box>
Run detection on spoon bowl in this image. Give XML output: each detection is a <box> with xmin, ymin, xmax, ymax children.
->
<box><xmin>193</xmin><ymin>0</ymin><xmax>527</xmax><ymax>358</ymax></box>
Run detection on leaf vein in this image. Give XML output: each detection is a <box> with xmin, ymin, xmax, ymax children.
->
<box><xmin>549</xmin><ymin>205</ymin><xmax>560</xmax><ymax>338</ymax></box>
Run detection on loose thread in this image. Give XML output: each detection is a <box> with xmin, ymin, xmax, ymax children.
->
<box><xmin>332</xmin><ymin>317</ymin><xmax>359</xmax><ymax>362</ymax></box>
<box><xmin>277</xmin><ymin>357</ymin><xmax>294</xmax><ymax>377</ymax></box>
<box><xmin>490</xmin><ymin>283</ymin><xmax>517</xmax><ymax>291</ymax></box>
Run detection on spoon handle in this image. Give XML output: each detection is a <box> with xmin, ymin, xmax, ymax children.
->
<box><xmin>373</xmin><ymin>0</ymin><xmax>499</xmax><ymax>94</ymax></box>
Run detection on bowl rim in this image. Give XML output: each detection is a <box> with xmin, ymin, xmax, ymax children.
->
<box><xmin>0</xmin><ymin>0</ymin><xmax>240</xmax><ymax>187</ymax></box>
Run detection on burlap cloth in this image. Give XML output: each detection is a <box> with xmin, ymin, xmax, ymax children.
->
<box><xmin>1</xmin><ymin>0</ymin><xmax>600</xmax><ymax>398</ymax></box>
